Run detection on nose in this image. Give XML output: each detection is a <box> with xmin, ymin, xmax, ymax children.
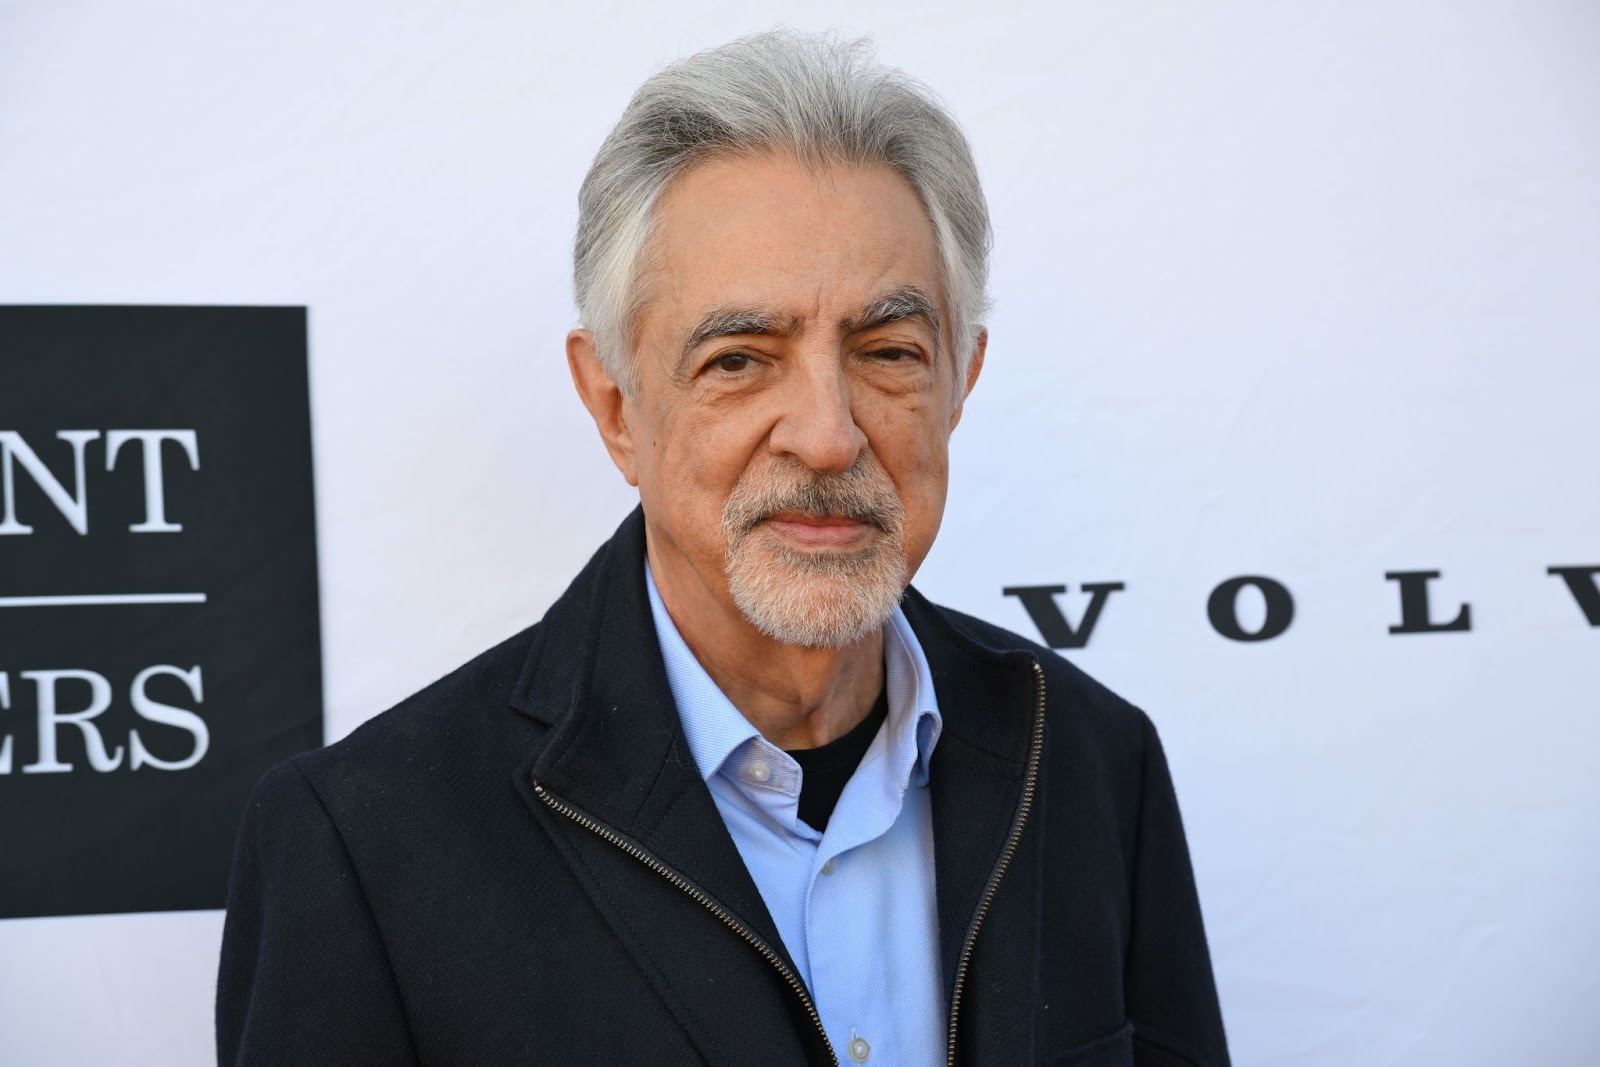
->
<box><xmin>766</xmin><ymin>358</ymin><xmax>866</xmax><ymax>475</ymax></box>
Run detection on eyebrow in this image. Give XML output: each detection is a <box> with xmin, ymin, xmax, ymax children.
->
<box><xmin>843</xmin><ymin>285</ymin><xmax>942</xmax><ymax>342</ymax></box>
<box><xmin>681</xmin><ymin>308</ymin><xmax>797</xmax><ymax>358</ymax></box>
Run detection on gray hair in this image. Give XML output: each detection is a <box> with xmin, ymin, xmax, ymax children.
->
<box><xmin>573</xmin><ymin>29</ymin><xmax>992</xmax><ymax>395</ymax></box>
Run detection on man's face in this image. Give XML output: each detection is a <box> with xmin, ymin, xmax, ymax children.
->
<box><xmin>596</xmin><ymin>153</ymin><xmax>980</xmax><ymax>646</ymax></box>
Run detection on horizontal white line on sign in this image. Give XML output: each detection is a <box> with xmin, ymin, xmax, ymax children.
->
<box><xmin>0</xmin><ymin>593</ymin><xmax>208</xmax><ymax>607</ymax></box>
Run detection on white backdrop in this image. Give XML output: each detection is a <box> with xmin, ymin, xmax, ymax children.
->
<box><xmin>3</xmin><ymin>1</ymin><xmax>1597</xmax><ymax>1063</ymax></box>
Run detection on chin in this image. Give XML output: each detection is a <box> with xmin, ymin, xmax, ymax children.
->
<box><xmin>725</xmin><ymin>533</ymin><xmax>909</xmax><ymax>648</ymax></box>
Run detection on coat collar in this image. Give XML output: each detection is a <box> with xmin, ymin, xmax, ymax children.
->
<box><xmin>510</xmin><ymin>507</ymin><xmax>786</xmax><ymax>960</ymax></box>
<box><xmin>509</xmin><ymin>506</ymin><xmax>1041</xmax><ymax>1012</ymax></box>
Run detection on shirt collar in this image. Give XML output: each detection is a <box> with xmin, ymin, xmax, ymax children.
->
<box><xmin>645</xmin><ymin>561</ymin><xmax>942</xmax><ymax>788</ymax></box>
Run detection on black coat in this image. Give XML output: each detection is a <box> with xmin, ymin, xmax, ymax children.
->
<box><xmin>217</xmin><ymin>509</ymin><xmax>1229</xmax><ymax>1065</ymax></box>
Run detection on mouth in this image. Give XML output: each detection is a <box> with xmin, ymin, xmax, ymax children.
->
<box><xmin>761</xmin><ymin>510</ymin><xmax>880</xmax><ymax>550</ymax></box>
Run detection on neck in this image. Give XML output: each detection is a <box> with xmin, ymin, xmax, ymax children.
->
<box><xmin>647</xmin><ymin>536</ymin><xmax>884</xmax><ymax>751</ymax></box>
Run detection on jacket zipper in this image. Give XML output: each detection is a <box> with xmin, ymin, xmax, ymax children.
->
<box><xmin>532</xmin><ymin>782</ymin><xmax>840</xmax><ymax>1066</ymax></box>
<box><xmin>945</xmin><ymin>657</ymin><xmax>1047</xmax><ymax>1067</ymax></box>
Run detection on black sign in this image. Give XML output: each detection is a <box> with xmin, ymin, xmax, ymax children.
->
<box><xmin>0</xmin><ymin>306</ymin><xmax>322</xmax><ymax>918</ymax></box>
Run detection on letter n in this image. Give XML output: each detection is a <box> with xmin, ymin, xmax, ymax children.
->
<box><xmin>0</xmin><ymin>430</ymin><xmax>101</xmax><ymax>535</ymax></box>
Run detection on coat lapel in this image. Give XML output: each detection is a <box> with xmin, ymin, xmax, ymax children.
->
<box><xmin>903</xmin><ymin>589</ymin><xmax>1045</xmax><ymax>1064</ymax></box>
<box><xmin>509</xmin><ymin>506</ymin><xmax>800</xmax><ymax>973</ymax></box>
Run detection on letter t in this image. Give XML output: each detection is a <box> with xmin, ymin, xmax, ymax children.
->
<box><xmin>105</xmin><ymin>430</ymin><xmax>200</xmax><ymax>533</ymax></box>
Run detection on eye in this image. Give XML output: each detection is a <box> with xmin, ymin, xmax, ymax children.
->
<box><xmin>865</xmin><ymin>347</ymin><xmax>921</xmax><ymax>364</ymax></box>
<box><xmin>708</xmin><ymin>351</ymin><xmax>755</xmax><ymax>374</ymax></box>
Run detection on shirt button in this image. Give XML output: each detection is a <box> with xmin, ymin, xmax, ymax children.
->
<box><xmin>820</xmin><ymin>859</ymin><xmax>836</xmax><ymax>876</ymax></box>
<box><xmin>746</xmin><ymin>760</ymin><xmax>772</xmax><ymax>784</ymax></box>
<box><xmin>847</xmin><ymin>1035</ymin><xmax>871</xmax><ymax>1063</ymax></box>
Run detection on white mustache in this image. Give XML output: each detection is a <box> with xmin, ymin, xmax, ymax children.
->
<box><xmin>722</xmin><ymin>458</ymin><xmax>905</xmax><ymax>543</ymax></box>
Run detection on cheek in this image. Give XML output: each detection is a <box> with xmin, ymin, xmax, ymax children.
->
<box><xmin>870</xmin><ymin>404</ymin><xmax>952</xmax><ymax>535</ymax></box>
<box><xmin>648</xmin><ymin>407</ymin><xmax>756</xmax><ymax>536</ymax></box>
<box><xmin>903</xmin><ymin>447</ymin><xmax>950</xmax><ymax>531</ymax></box>
<box><xmin>672</xmin><ymin>411</ymin><xmax>741</xmax><ymax>487</ymax></box>
<box><xmin>896</xmin><ymin>456</ymin><xmax>949</xmax><ymax>580</ymax></box>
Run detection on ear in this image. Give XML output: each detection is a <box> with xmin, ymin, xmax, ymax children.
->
<box><xmin>947</xmin><ymin>328</ymin><xmax>987</xmax><ymax>433</ymax></box>
<box><xmin>567</xmin><ymin>329</ymin><xmax>639</xmax><ymax>485</ymax></box>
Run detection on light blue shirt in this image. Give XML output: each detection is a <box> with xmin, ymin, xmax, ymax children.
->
<box><xmin>645</xmin><ymin>563</ymin><xmax>946</xmax><ymax>1066</ymax></box>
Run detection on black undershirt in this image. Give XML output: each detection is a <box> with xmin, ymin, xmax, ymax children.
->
<box><xmin>784</xmin><ymin>686</ymin><xmax>889</xmax><ymax>833</ymax></box>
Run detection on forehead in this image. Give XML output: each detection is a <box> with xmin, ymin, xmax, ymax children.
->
<box><xmin>639</xmin><ymin>154</ymin><xmax>943</xmax><ymax>332</ymax></box>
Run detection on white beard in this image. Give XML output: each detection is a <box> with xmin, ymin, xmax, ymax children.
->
<box><xmin>721</xmin><ymin>455</ymin><xmax>908</xmax><ymax>648</ymax></box>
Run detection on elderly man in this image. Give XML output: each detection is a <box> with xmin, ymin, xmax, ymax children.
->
<box><xmin>218</xmin><ymin>31</ymin><xmax>1228</xmax><ymax>1066</ymax></box>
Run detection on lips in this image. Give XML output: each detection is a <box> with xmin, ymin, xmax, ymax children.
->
<box><xmin>763</xmin><ymin>511</ymin><xmax>878</xmax><ymax>549</ymax></box>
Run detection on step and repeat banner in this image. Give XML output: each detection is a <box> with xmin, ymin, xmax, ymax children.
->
<box><xmin>1</xmin><ymin>2</ymin><xmax>1596</xmax><ymax>1064</ymax></box>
